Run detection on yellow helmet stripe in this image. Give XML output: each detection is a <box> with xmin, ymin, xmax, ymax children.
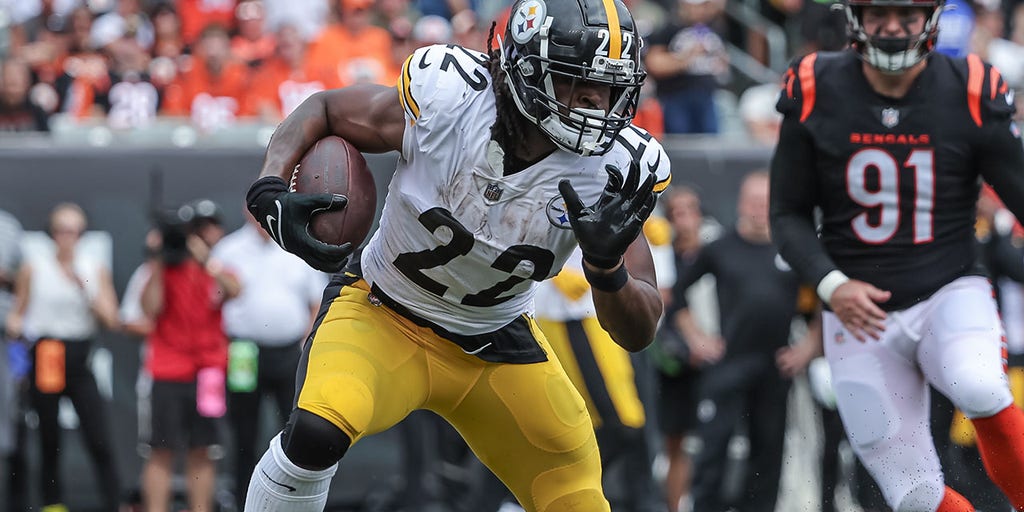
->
<box><xmin>601</xmin><ymin>0</ymin><xmax>622</xmax><ymax>59</ymax></box>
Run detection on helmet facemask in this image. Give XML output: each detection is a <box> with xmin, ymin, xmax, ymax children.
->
<box><xmin>498</xmin><ymin>2</ymin><xmax>645</xmax><ymax>156</ymax></box>
<box><xmin>845</xmin><ymin>1</ymin><xmax>944</xmax><ymax>74</ymax></box>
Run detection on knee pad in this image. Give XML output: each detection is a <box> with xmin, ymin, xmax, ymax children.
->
<box><xmin>949</xmin><ymin>374</ymin><xmax>1013</xmax><ymax>419</ymax></box>
<box><xmin>894</xmin><ymin>479</ymin><xmax>945</xmax><ymax>512</ymax></box>
<box><xmin>280</xmin><ymin>409</ymin><xmax>351</xmax><ymax>470</ymax></box>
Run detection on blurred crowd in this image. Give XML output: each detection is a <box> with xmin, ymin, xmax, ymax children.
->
<box><xmin>2</xmin><ymin>0</ymin><xmax>1020</xmax><ymax>141</ymax></box>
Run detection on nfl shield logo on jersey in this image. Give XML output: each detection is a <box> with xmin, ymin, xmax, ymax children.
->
<box><xmin>881</xmin><ymin>107</ymin><xmax>900</xmax><ymax>128</ymax></box>
<box><xmin>484</xmin><ymin>183</ymin><xmax>504</xmax><ymax>201</ymax></box>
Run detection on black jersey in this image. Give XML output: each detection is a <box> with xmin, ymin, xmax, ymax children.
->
<box><xmin>675</xmin><ymin>230</ymin><xmax>800</xmax><ymax>357</ymax></box>
<box><xmin>770</xmin><ymin>50</ymin><xmax>1024</xmax><ymax>311</ymax></box>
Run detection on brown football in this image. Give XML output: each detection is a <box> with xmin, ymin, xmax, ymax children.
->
<box><xmin>291</xmin><ymin>136</ymin><xmax>377</xmax><ymax>247</ymax></box>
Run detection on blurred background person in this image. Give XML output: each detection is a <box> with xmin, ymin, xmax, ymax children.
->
<box><xmin>0</xmin><ymin>56</ymin><xmax>51</xmax><ymax>132</ymax></box>
<box><xmin>138</xmin><ymin>200</ymin><xmax>239</xmax><ymax>512</ymax></box>
<box><xmin>211</xmin><ymin>208</ymin><xmax>327</xmax><ymax>510</ymax></box>
<box><xmin>306</xmin><ymin>0</ymin><xmax>395</xmax><ymax>86</ymax></box>
<box><xmin>649</xmin><ymin>185</ymin><xmax>721</xmax><ymax>512</ymax></box>
<box><xmin>178</xmin><ymin>0</ymin><xmax>238</xmax><ymax>49</ymax></box>
<box><xmin>162</xmin><ymin>23</ymin><xmax>250</xmax><ymax>132</ymax></box>
<box><xmin>5</xmin><ymin>202</ymin><xmax>122</xmax><ymax>512</ymax></box>
<box><xmin>231</xmin><ymin>0</ymin><xmax>277</xmax><ymax>68</ymax></box>
<box><xmin>737</xmin><ymin>82</ymin><xmax>782</xmax><ymax>146</ymax></box>
<box><xmin>644</xmin><ymin>0</ymin><xmax>729</xmax><ymax>135</ymax></box>
<box><xmin>262</xmin><ymin>0</ymin><xmax>330</xmax><ymax>41</ymax></box>
<box><xmin>0</xmin><ymin>208</ymin><xmax>25</xmax><ymax>512</ymax></box>
<box><xmin>243</xmin><ymin>23</ymin><xmax>341</xmax><ymax>123</ymax></box>
<box><xmin>673</xmin><ymin>171</ymin><xmax>805</xmax><ymax>512</ymax></box>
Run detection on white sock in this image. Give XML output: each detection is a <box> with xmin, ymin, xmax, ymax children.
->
<box><xmin>244</xmin><ymin>432</ymin><xmax>338</xmax><ymax>512</ymax></box>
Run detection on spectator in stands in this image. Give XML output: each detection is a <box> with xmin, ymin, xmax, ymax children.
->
<box><xmin>5</xmin><ymin>203</ymin><xmax>123</xmax><ymax>512</ymax></box>
<box><xmin>0</xmin><ymin>57</ymin><xmax>50</xmax><ymax>132</ymax></box>
<box><xmin>85</xmin><ymin>38</ymin><xmax>162</xmax><ymax>129</ymax></box>
<box><xmin>231</xmin><ymin>0</ymin><xmax>277</xmax><ymax>68</ymax></box>
<box><xmin>631</xmin><ymin>83</ymin><xmax>666</xmax><ymax>139</ymax></box>
<box><xmin>737</xmin><ymin>83</ymin><xmax>782</xmax><ymax>146</ymax></box>
<box><xmin>674</xmin><ymin>171</ymin><xmax>805</xmax><ymax>512</ymax></box>
<box><xmin>151</xmin><ymin>2</ymin><xmax>185</xmax><ymax>60</ymax></box>
<box><xmin>451</xmin><ymin>9</ymin><xmax>486</xmax><ymax>52</ymax></box>
<box><xmin>245</xmin><ymin>23</ymin><xmax>342</xmax><ymax>122</ymax></box>
<box><xmin>0</xmin><ymin>208</ymin><xmax>25</xmax><ymax>512</ymax></box>
<box><xmin>644</xmin><ymin>0</ymin><xmax>728</xmax><ymax>134</ymax></box>
<box><xmin>973</xmin><ymin>0</ymin><xmax>1024</xmax><ymax>90</ymax></box>
<box><xmin>212</xmin><ymin>210</ymin><xmax>327</xmax><ymax>510</ymax></box>
<box><xmin>162</xmin><ymin>23</ymin><xmax>250</xmax><ymax>132</ymax></box>
<box><xmin>90</xmin><ymin>0</ymin><xmax>155</xmax><ymax>53</ymax></box>
<box><xmin>374</xmin><ymin>0</ymin><xmax>422</xmax><ymax>34</ymax></box>
<box><xmin>262</xmin><ymin>0</ymin><xmax>329</xmax><ymax>41</ymax></box>
<box><xmin>178</xmin><ymin>0</ymin><xmax>237</xmax><ymax>48</ymax></box>
<box><xmin>306</xmin><ymin>0</ymin><xmax>395</xmax><ymax>86</ymax></box>
<box><xmin>51</xmin><ymin>6</ymin><xmax>110</xmax><ymax>116</ymax></box>
<box><xmin>139</xmin><ymin>200</ymin><xmax>239</xmax><ymax>512</ymax></box>
<box><xmin>149</xmin><ymin>3</ymin><xmax>186</xmax><ymax>91</ymax></box>
<box><xmin>650</xmin><ymin>185</ymin><xmax>721</xmax><ymax>512</ymax></box>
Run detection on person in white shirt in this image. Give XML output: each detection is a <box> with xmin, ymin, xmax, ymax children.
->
<box><xmin>210</xmin><ymin>212</ymin><xmax>327</xmax><ymax>509</ymax></box>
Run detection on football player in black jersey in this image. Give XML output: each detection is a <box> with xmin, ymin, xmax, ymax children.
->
<box><xmin>769</xmin><ymin>0</ymin><xmax>1024</xmax><ymax>509</ymax></box>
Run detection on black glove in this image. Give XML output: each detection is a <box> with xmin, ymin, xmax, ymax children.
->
<box><xmin>246</xmin><ymin>176</ymin><xmax>353</xmax><ymax>273</ymax></box>
<box><xmin>558</xmin><ymin>162</ymin><xmax>657</xmax><ymax>269</ymax></box>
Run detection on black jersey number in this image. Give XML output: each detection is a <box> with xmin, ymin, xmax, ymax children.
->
<box><xmin>440</xmin><ymin>47</ymin><xmax>488</xmax><ymax>91</ymax></box>
<box><xmin>394</xmin><ymin>207</ymin><xmax>555</xmax><ymax>306</ymax></box>
<box><xmin>847</xmin><ymin>148</ymin><xmax>935</xmax><ymax>244</ymax></box>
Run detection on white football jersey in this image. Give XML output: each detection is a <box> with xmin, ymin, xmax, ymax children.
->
<box><xmin>360</xmin><ymin>44</ymin><xmax>672</xmax><ymax>335</ymax></box>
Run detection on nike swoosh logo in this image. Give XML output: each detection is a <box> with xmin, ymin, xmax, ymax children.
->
<box><xmin>261</xmin><ymin>469</ymin><xmax>296</xmax><ymax>492</ymax></box>
<box><xmin>646</xmin><ymin>152</ymin><xmax>661</xmax><ymax>174</ymax></box>
<box><xmin>266</xmin><ymin>200</ymin><xmax>285</xmax><ymax>250</ymax></box>
<box><xmin>462</xmin><ymin>342</ymin><xmax>492</xmax><ymax>355</ymax></box>
<box><xmin>418</xmin><ymin>50</ymin><xmax>432</xmax><ymax>69</ymax></box>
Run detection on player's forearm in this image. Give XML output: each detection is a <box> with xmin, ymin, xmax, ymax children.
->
<box><xmin>592</xmin><ymin>268</ymin><xmax>663</xmax><ymax>352</ymax></box>
<box><xmin>259</xmin><ymin>92</ymin><xmax>331</xmax><ymax>180</ymax></box>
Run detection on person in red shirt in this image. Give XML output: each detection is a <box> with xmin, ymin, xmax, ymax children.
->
<box><xmin>305</xmin><ymin>0</ymin><xmax>394</xmax><ymax>86</ymax></box>
<box><xmin>177</xmin><ymin>0</ymin><xmax>237</xmax><ymax>47</ymax></box>
<box><xmin>245</xmin><ymin>24</ymin><xmax>342</xmax><ymax>122</ymax></box>
<box><xmin>162</xmin><ymin>24</ymin><xmax>250</xmax><ymax>131</ymax></box>
<box><xmin>140</xmin><ymin>201</ymin><xmax>240</xmax><ymax>512</ymax></box>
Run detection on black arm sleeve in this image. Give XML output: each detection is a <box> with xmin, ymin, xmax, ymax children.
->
<box><xmin>769</xmin><ymin>116</ymin><xmax>838</xmax><ymax>287</ymax></box>
<box><xmin>978</xmin><ymin>67</ymin><xmax>1024</xmax><ymax>225</ymax></box>
<box><xmin>980</xmin><ymin>125</ymin><xmax>1024</xmax><ymax>227</ymax></box>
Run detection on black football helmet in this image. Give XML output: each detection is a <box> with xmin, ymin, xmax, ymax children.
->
<box><xmin>845</xmin><ymin>0</ymin><xmax>944</xmax><ymax>74</ymax></box>
<box><xmin>499</xmin><ymin>0</ymin><xmax>646</xmax><ymax>156</ymax></box>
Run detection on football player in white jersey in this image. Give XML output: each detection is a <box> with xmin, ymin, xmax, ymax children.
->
<box><xmin>241</xmin><ymin>0</ymin><xmax>672</xmax><ymax>510</ymax></box>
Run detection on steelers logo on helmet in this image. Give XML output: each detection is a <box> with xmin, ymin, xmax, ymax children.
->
<box><xmin>511</xmin><ymin>0</ymin><xmax>547</xmax><ymax>44</ymax></box>
<box><xmin>499</xmin><ymin>0</ymin><xmax>646</xmax><ymax>156</ymax></box>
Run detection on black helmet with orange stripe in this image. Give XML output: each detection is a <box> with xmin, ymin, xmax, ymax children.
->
<box><xmin>845</xmin><ymin>0</ymin><xmax>945</xmax><ymax>74</ymax></box>
<box><xmin>498</xmin><ymin>0</ymin><xmax>646</xmax><ymax>156</ymax></box>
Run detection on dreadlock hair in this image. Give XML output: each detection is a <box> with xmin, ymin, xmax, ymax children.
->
<box><xmin>485</xmin><ymin>21</ymin><xmax>532</xmax><ymax>171</ymax></box>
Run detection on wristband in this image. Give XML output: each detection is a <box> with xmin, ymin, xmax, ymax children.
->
<box><xmin>583</xmin><ymin>263</ymin><xmax>629</xmax><ymax>293</ymax></box>
<box><xmin>816</xmin><ymin>270</ymin><xmax>850</xmax><ymax>306</ymax></box>
<box><xmin>246</xmin><ymin>176</ymin><xmax>289</xmax><ymax>210</ymax></box>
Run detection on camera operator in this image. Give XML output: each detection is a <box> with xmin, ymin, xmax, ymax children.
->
<box><xmin>139</xmin><ymin>200</ymin><xmax>240</xmax><ymax>512</ymax></box>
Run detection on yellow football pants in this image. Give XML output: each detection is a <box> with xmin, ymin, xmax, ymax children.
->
<box><xmin>296</xmin><ymin>280</ymin><xmax>610</xmax><ymax>512</ymax></box>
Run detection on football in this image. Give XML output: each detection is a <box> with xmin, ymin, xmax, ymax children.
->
<box><xmin>291</xmin><ymin>136</ymin><xmax>377</xmax><ymax>247</ymax></box>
